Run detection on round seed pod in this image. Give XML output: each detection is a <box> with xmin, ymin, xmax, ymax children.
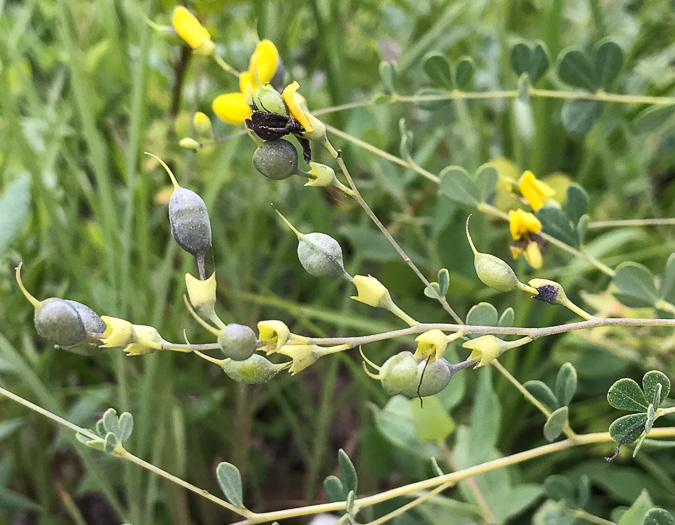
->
<box><xmin>66</xmin><ymin>300</ymin><xmax>105</xmax><ymax>335</ymax></box>
<box><xmin>252</xmin><ymin>139</ymin><xmax>298</xmax><ymax>180</ymax></box>
<box><xmin>474</xmin><ymin>253</ymin><xmax>520</xmax><ymax>292</ymax></box>
<box><xmin>218</xmin><ymin>323</ymin><xmax>257</xmax><ymax>361</ymax></box>
<box><xmin>34</xmin><ymin>299</ymin><xmax>87</xmax><ymax>348</ymax></box>
<box><xmin>380</xmin><ymin>352</ymin><xmax>419</xmax><ymax>396</ymax></box>
<box><xmin>169</xmin><ymin>187</ymin><xmax>212</xmax><ymax>257</ymax></box>
<box><xmin>413</xmin><ymin>358</ymin><xmax>455</xmax><ymax>398</ymax></box>
<box><xmin>221</xmin><ymin>354</ymin><xmax>285</xmax><ymax>384</ymax></box>
<box><xmin>297</xmin><ymin>232</ymin><xmax>346</xmax><ymax>278</ymax></box>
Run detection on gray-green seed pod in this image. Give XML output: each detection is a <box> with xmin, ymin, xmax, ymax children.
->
<box><xmin>169</xmin><ymin>187</ymin><xmax>212</xmax><ymax>257</ymax></box>
<box><xmin>474</xmin><ymin>253</ymin><xmax>521</xmax><ymax>292</ymax></box>
<box><xmin>253</xmin><ymin>85</ymin><xmax>287</xmax><ymax>115</ymax></box>
<box><xmin>218</xmin><ymin>324</ymin><xmax>257</xmax><ymax>361</ymax></box>
<box><xmin>34</xmin><ymin>299</ymin><xmax>87</xmax><ymax>348</ymax></box>
<box><xmin>413</xmin><ymin>358</ymin><xmax>454</xmax><ymax>398</ymax></box>
<box><xmin>66</xmin><ymin>300</ymin><xmax>105</xmax><ymax>335</ymax></box>
<box><xmin>221</xmin><ymin>354</ymin><xmax>286</xmax><ymax>384</ymax></box>
<box><xmin>297</xmin><ymin>232</ymin><xmax>347</xmax><ymax>278</ymax></box>
<box><xmin>252</xmin><ymin>139</ymin><xmax>298</xmax><ymax>180</ymax></box>
<box><xmin>380</xmin><ymin>352</ymin><xmax>418</xmax><ymax>396</ymax></box>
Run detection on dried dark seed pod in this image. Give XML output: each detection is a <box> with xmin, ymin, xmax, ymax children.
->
<box><xmin>34</xmin><ymin>299</ymin><xmax>87</xmax><ymax>348</ymax></box>
<box><xmin>252</xmin><ymin>139</ymin><xmax>299</xmax><ymax>180</ymax></box>
<box><xmin>218</xmin><ymin>323</ymin><xmax>257</xmax><ymax>361</ymax></box>
<box><xmin>66</xmin><ymin>300</ymin><xmax>106</xmax><ymax>335</ymax></box>
<box><xmin>169</xmin><ymin>187</ymin><xmax>212</xmax><ymax>257</ymax></box>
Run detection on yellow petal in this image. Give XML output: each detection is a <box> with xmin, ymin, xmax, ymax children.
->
<box><xmin>350</xmin><ymin>274</ymin><xmax>391</xmax><ymax>308</ymax></box>
<box><xmin>414</xmin><ymin>329</ymin><xmax>448</xmax><ymax>362</ymax></box>
<box><xmin>508</xmin><ymin>209</ymin><xmax>541</xmax><ymax>240</ymax></box>
<box><xmin>462</xmin><ymin>335</ymin><xmax>501</xmax><ymax>368</ymax></box>
<box><xmin>249</xmin><ymin>40</ymin><xmax>279</xmax><ymax>84</ymax></box>
<box><xmin>212</xmin><ymin>92</ymin><xmax>252</xmax><ymax>125</ymax></box>
<box><xmin>172</xmin><ymin>6</ymin><xmax>211</xmax><ymax>50</ymax></box>
<box><xmin>524</xmin><ymin>241</ymin><xmax>543</xmax><ymax>269</ymax></box>
<box><xmin>519</xmin><ymin>170</ymin><xmax>555</xmax><ymax>211</ymax></box>
<box><xmin>258</xmin><ymin>320</ymin><xmax>290</xmax><ymax>353</ymax></box>
<box><xmin>282</xmin><ymin>81</ymin><xmax>314</xmax><ymax>133</ymax></box>
<box><xmin>239</xmin><ymin>71</ymin><xmax>256</xmax><ymax>105</ymax></box>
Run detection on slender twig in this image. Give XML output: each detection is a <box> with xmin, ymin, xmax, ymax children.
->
<box><xmin>589</xmin><ymin>218</ymin><xmax>675</xmax><ymax>228</ymax></box>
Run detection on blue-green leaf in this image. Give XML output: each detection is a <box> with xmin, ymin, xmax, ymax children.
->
<box><xmin>555</xmin><ymin>362</ymin><xmax>577</xmax><ymax>407</ymax></box>
<box><xmin>544</xmin><ymin>475</ymin><xmax>576</xmax><ymax>506</ymax></box>
<box><xmin>455</xmin><ymin>56</ymin><xmax>475</xmax><ymax>89</ymax></box>
<box><xmin>558</xmin><ymin>49</ymin><xmax>597</xmax><ymax>91</ymax></box>
<box><xmin>423</xmin><ymin>52</ymin><xmax>453</xmax><ymax>90</ymax></box>
<box><xmin>510</xmin><ymin>41</ymin><xmax>550</xmax><ymax>84</ymax></box>
<box><xmin>437</xmin><ymin>268</ymin><xmax>450</xmax><ymax>296</ymax></box>
<box><xmin>609</xmin><ymin>413</ymin><xmax>648</xmax><ymax>445</ymax></box>
<box><xmin>536</xmin><ymin>206</ymin><xmax>579</xmax><ymax>248</ymax></box>
<box><xmin>633</xmin><ymin>105</ymin><xmax>675</xmax><ymax>134</ymax></box>
<box><xmin>473</xmin><ymin>164</ymin><xmax>499</xmax><ymax>203</ymax></box>
<box><xmin>608</xmin><ymin>378</ymin><xmax>648</xmax><ymax>411</ymax></box>
<box><xmin>216</xmin><ymin>462</ymin><xmax>244</xmax><ymax>508</ymax></box>
<box><xmin>544</xmin><ymin>407</ymin><xmax>568</xmax><ymax>441</ymax></box>
<box><xmin>566</xmin><ymin>184</ymin><xmax>589</xmax><ymax>225</ymax></box>
<box><xmin>660</xmin><ymin>253</ymin><xmax>675</xmax><ymax>304</ymax></box>
<box><xmin>118</xmin><ymin>412</ymin><xmax>134</xmax><ymax>443</ymax></box>
<box><xmin>439</xmin><ymin>166</ymin><xmax>481</xmax><ymax>207</ymax></box>
<box><xmin>412</xmin><ymin>396</ymin><xmax>455</xmax><ymax>442</ymax></box>
<box><xmin>338</xmin><ymin>449</ymin><xmax>358</xmax><ymax>496</ymax></box>
<box><xmin>524</xmin><ymin>380</ymin><xmax>559</xmax><ymax>411</ymax></box>
<box><xmin>0</xmin><ymin>174</ymin><xmax>31</xmax><ymax>256</ymax></box>
<box><xmin>323</xmin><ymin>475</ymin><xmax>344</xmax><ymax>503</ymax></box>
<box><xmin>561</xmin><ymin>99</ymin><xmax>602</xmax><ymax>135</ymax></box>
<box><xmin>594</xmin><ymin>39</ymin><xmax>623</xmax><ymax>90</ymax></box>
<box><xmin>643</xmin><ymin>371</ymin><xmax>670</xmax><ymax>408</ymax></box>
<box><xmin>613</xmin><ymin>262</ymin><xmax>658</xmax><ymax>308</ymax></box>
<box><xmin>498</xmin><ymin>307</ymin><xmax>515</xmax><ymax>327</ymax></box>
<box><xmin>379</xmin><ymin>61</ymin><xmax>398</xmax><ymax>94</ymax></box>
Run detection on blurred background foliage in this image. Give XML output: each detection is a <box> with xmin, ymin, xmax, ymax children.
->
<box><xmin>1</xmin><ymin>0</ymin><xmax>675</xmax><ymax>523</ymax></box>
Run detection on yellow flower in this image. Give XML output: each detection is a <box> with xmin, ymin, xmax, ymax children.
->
<box><xmin>277</xmin><ymin>344</ymin><xmax>320</xmax><ymax>375</ymax></box>
<box><xmin>414</xmin><ymin>329</ymin><xmax>448</xmax><ymax>362</ymax></box>
<box><xmin>518</xmin><ymin>170</ymin><xmax>555</xmax><ymax>211</ymax></box>
<box><xmin>172</xmin><ymin>6</ymin><xmax>214</xmax><ymax>55</ymax></box>
<box><xmin>100</xmin><ymin>316</ymin><xmax>134</xmax><ymax>348</ymax></box>
<box><xmin>508</xmin><ymin>209</ymin><xmax>544</xmax><ymax>269</ymax></box>
<box><xmin>282</xmin><ymin>81</ymin><xmax>314</xmax><ymax>133</ymax></box>
<box><xmin>351</xmin><ymin>275</ymin><xmax>392</xmax><ymax>308</ymax></box>
<box><xmin>257</xmin><ymin>320</ymin><xmax>290</xmax><ymax>353</ymax></box>
<box><xmin>212</xmin><ymin>40</ymin><xmax>280</xmax><ymax>125</ymax></box>
<box><xmin>462</xmin><ymin>335</ymin><xmax>502</xmax><ymax>368</ymax></box>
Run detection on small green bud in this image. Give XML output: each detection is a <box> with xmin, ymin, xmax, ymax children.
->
<box><xmin>193</xmin><ymin>112</ymin><xmax>213</xmax><ymax>137</ymax></box>
<box><xmin>218</xmin><ymin>324</ymin><xmax>257</xmax><ymax>361</ymax></box>
<box><xmin>298</xmin><ymin>232</ymin><xmax>347</xmax><ymax>278</ymax></box>
<box><xmin>179</xmin><ymin>137</ymin><xmax>201</xmax><ymax>150</ymax></box>
<box><xmin>35</xmin><ymin>299</ymin><xmax>87</xmax><ymax>348</ymax></box>
<box><xmin>253</xmin><ymin>85</ymin><xmax>288</xmax><ymax>115</ymax></box>
<box><xmin>221</xmin><ymin>354</ymin><xmax>288</xmax><ymax>384</ymax></box>
<box><xmin>169</xmin><ymin>187</ymin><xmax>212</xmax><ymax>257</ymax></box>
<box><xmin>252</xmin><ymin>139</ymin><xmax>299</xmax><ymax>180</ymax></box>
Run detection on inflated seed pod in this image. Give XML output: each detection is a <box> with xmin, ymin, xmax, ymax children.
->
<box><xmin>221</xmin><ymin>354</ymin><xmax>287</xmax><ymax>384</ymax></box>
<box><xmin>413</xmin><ymin>358</ymin><xmax>455</xmax><ymax>398</ymax></box>
<box><xmin>66</xmin><ymin>300</ymin><xmax>106</xmax><ymax>335</ymax></box>
<box><xmin>218</xmin><ymin>323</ymin><xmax>257</xmax><ymax>361</ymax></box>
<box><xmin>297</xmin><ymin>232</ymin><xmax>347</xmax><ymax>278</ymax></box>
<box><xmin>34</xmin><ymin>299</ymin><xmax>87</xmax><ymax>348</ymax></box>
<box><xmin>252</xmin><ymin>139</ymin><xmax>298</xmax><ymax>180</ymax></box>
<box><xmin>253</xmin><ymin>85</ymin><xmax>287</xmax><ymax>115</ymax></box>
<box><xmin>466</xmin><ymin>216</ymin><xmax>521</xmax><ymax>292</ymax></box>
<box><xmin>380</xmin><ymin>351</ymin><xmax>419</xmax><ymax>396</ymax></box>
<box><xmin>169</xmin><ymin>187</ymin><xmax>212</xmax><ymax>257</ymax></box>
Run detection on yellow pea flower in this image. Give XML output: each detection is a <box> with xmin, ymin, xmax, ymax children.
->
<box><xmin>172</xmin><ymin>6</ymin><xmax>214</xmax><ymax>56</ymax></box>
<box><xmin>518</xmin><ymin>170</ymin><xmax>555</xmax><ymax>211</ymax></box>
<box><xmin>212</xmin><ymin>92</ymin><xmax>252</xmax><ymax>125</ymax></box>
<box><xmin>351</xmin><ymin>275</ymin><xmax>391</xmax><ymax>308</ymax></box>
<box><xmin>462</xmin><ymin>335</ymin><xmax>502</xmax><ymax>368</ymax></box>
<box><xmin>509</xmin><ymin>209</ymin><xmax>541</xmax><ymax>240</ymax></box>
<box><xmin>257</xmin><ymin>320</ymin><xmax>290</xmax><ymax>353</ymax></box>
<box><xmin>282</xmin><ymin>81</ymin><xmax>314</xmax><ymax>133</ymax></box>
<box><xmin>414</xmin><ymin>329</ymin><xmax>448</xmax><ymax>362</ymax></box>
<box><xmin>508</xmin><ymin>209</ymin><xmax>544</xmax><ymax>269</ymax></box>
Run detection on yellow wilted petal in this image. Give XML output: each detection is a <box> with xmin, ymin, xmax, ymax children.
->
<box><xmin>212</xmin><ymin>92</ymin><xmax>252</xmax><ymax>125</ymax></box>
<box><xmin>350</xmin><ymin>275</ymin><xmax>391</xmax><ymax>308</ymax></box>
<box><xmin>258</xmin><ymin>320</ymin><xmax>290</xmax><ymax>353</ymax></box>
<box><xmin>462</xmin><ymin>335</ymin><xmax>501</xmax><ymax>368</ymax></box>
<box><xmin>249</xmin><ymin>39</ymin><xmax>279</xmax><ymax>84</ymax></box>
<box><xmin>172</xmin><ymin>6</ymin><xmax>211</xmax><ymax>50</ymax></box>
<box><xmin>100</xmin><ymin>316</ymin><xmax>134</xmax><ymax>348</ymax></box>
<box><xmin>282</xmin><ymin>81</ymin><xmax>313</xmax><ymax>132</ymax></box>
<box><xmin>414</xmin><ymin>329</ymin><xmax>448</xmax><ymax>362</ymax></box>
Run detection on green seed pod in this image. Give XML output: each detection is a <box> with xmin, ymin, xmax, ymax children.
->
<box><xmin>413</xmin><ymin>358</ymin><xmax>454</xmax><ymax>398</ymax></box>
<box><xmin>380</xmin><ymin>351</ymin><xmax>419</xmax><ymax>396</ymax></box>
<box><xmin>466</xmin><ymin>216</ymin><xmax>521</xmax><ymax>292</ymax></box>
<box><xmin>253</xmin><ymin>85</ymin><xmax>288</xmax><ymax>115</ymax></box>
<box><xmin>297</xmin><ymin>232</ymin><xmax>347</xmax><ymax>278</ymax></box>
<box><xmin>169</xmin><ymin>187</ymin><xmax>212</xmax><ymax>257</ymax></box>
<box><xmin>218</xmin><ymin>323</ymin><xmax>257</xmax><ymax>361</ymax></box>
<box><xmin>252</xmin><ymin>139</ymin><xmax>298</xmax><ymax>180</ymax></box>
<box><xmin>221</xmin><ymin>354</ymin><xmax>287</xmax><ymax>384</ymax></box>
<box><xmin>34</xmin><ymin>298</ymin><xmax>87</xmax><ymax>348</ymax></box>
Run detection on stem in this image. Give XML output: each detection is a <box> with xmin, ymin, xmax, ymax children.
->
<box><xmin>334</xmin><ymin>151</ymin><xmax>463</xmax><ymax>324</ymax></box>
<box><xmin>367</xmin><ymin>482</ymin><xmax>454</xmax><ymax>525</ymax></box>
<box><xmin>212</xmin><ymin>53</ymin><xmax>240</xmax><ymax>77</ymax></box>
<box><xmin>589</xmin><ymin>218</ymin><xmax>675</xmax><ymax>228</ymax></box>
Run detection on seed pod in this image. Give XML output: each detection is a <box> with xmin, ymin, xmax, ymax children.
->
<box><xmin>380</xmin><ymin>352</ymin><xmax>419</xmax><ymax>396</ymax></box>
<box><xmin>169</xmin><ymin>187</ymin><xmax>212</xmax><ymax>257</ymax></box>
<box><xmin>253</xmin><ymin>85</ymin><xmax>288</xmax><ymax>115</ymax></box>
<box><xmin>34</xmin><ymin>299</ymin><xmax>87</xmax><ymax>348</ymax></box>
<box><xmin>66</xmin><ymin>300</ymin><xmax>106</xmax><ymax>335</ymax></box>
<box><xmin>221</xmin><ymin>354</ymin><xmax>287</xmax><ymax>384</ymax></box>
<box><xmin>298</xmin><ymin>232</ymin><xmax>347</xmax><ymax>278</ymax></box>
<box><xmin>218</xmin><ymin>323</ymin><xmax>257</xmax><ymax>361</ymax></box>
<box><xmin>413</xmin><ymin>358</ymin><xmax>455</xmax><ymax>398</ymax></box>
<box><xmin>252</xmin><ymin>139</ymin><xmax>298</xmax><ymax>180</ymax></box>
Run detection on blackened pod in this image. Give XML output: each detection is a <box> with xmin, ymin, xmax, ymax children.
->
<box><xmin>252</xmin><ymin>139</ymin><xmax>298</xmax><ymax>180</ymax></box>
<box><xmin>34</xmin><ymin>298</ymin><xmax>87</xmax><ymax>347</ymax></box>
<box><xmin>169</xmin><ymin>187</ymin><xmax>212</xmax><ymax>256</ymax></box>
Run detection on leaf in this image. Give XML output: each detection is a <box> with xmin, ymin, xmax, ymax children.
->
<box><xmin>430</xmin><ymin>457</ymin><xmax>444</xmax><ymax>477</ymax></box>
<box><xmin>0</xmin><ymin>174</ymin><xmax>31</xmax><ymax>256</ymax></box>
<box><xmin>324</xmin><ymin>475</ymin><xmax>344</xmax><ymax>503</ymax></box>
<box><xmin>104</xmin><ymin>432</ymin><xmax>117</xmax><ymax>455</ymax></box>
<box><xmin>594</xmin><ymin>39</ymin><xmax>623</xmax><ymax>90</ymax></box>
<box><xmin>524</xmin><ymin>380</ymin><xmax>559</xmax><ymax>411</ymax></box>
<box><xmin>633</xmin><ymin>105</ymin><xmax>675</xmax><ymax>134</ymax></box>
<box><xmin>466</xmin><ymin>303</ymin><xmax>498</xmax><ymax>339</ymax></box>
<box><xmin>338</xmin><ymin>449</ymin><xmax>358</xmax><ymax>496</ymax></box>
<box><xmin>510</xmin><ymin>41</ymin><xmax>550</xmax><ymax>85</ymax></box>
<box><xmin>118</xmin><ymin>412</ymin><xmax>134</xmax><ymax>443</ymax></box>
<box><xmin>102</xmin><ymin>408</ymin><xmax>119</xmax><ymax>436</ymax></box>
<box><xmin>566</xmin><ymin>184</ymin><xmax>589</xmax><ymax>225</ymax></box>
<box><xmin>609</xmin><ymin>413</ymin><xmax>648</xmax><ymax>445</ymax></box>
<box><xmin>498</xmin><ymin>307</ymin><xmax>515</xmax><ymax>327</ymax></box>
<box><xmin>613</xmin><ymin>262</ymin><xmax>658</xmax><ymax>308</ymax></box>
<box><xmin>424</xmin><ymin>282</ymin><xmax>442</xmax><ymax>298</ymax></box>
<box><xmin>423</xmin><ymin>52</ymin><xmax>453</xmax><ymax>89</ymax></box>
<box><xmin>660</xmin><ymin>253</ymin><xmax>675</xmax><ymax>304</ymax></box>
<box><xmin>578</xmin><ymin>475</ymin><xmax>591</xmax><ymax>508</ymax></box>
<box><xmin>216</xmin><ymin>462</ymin><xmax>244</xmax><ymax>508</ymax></box>
<box><xmin>555</xmin><ymin>362</ymin><xmax>577</xmax><ymax>407</ymax></box>
<box><xmin>399</xmin><ymin>118</ymin><xmax>413</xmax><ymax>160</ymax></box>
<box><xmin>544</xmin><ymin>407</ymin><xmax>568</xmax><ymax>441</ymax></box>
<box><xmin>544</xmin><ymin>475</ymin><xmax>576</xmax><ymax>506</ymax></box>
<box><xmin>558</xmin><ymin>48</ymin><xmax>597</xmax><ymax>91</ymax></box>
<box><xmin>533</xmin><ymin>500</ymin><xmax>576</xmax><ymax>525</ymax></box>
<box><xmin>0</xmin><ymin>486</ymin><xmax>40</xmax><ymax>511</ymax></box>
<box><xmin>412</xmin><ymin>396</ymin><xmax>455</xmax><ymax>442</ymax></box>
<box><xmin>643</xmin><ymin>371</ymin><xmax>670</xmax><ymax>408</ymax></box>
<box><xmin>455</xmin><ymin>56</ymin><xmax>474</xmax><ymax>89</ymax></box>
<box><xmin>379</xmin><ymin>61</ymin><xmax>398</xmax><ymax>94</ymax></box>
<box><xmin>536</xmin><ymin>206</ymin><xmax>579</xmax><ymax>248</ymax></box>
<box><xmin>439</xmin><ymin>166</ymin><xmax>480</xmax><ymax>206</ymax></box>
<box><xmin>561</xmin><ymin>99</ymin><xmax>602</xmax><ymax>135</ymax></box>
<box><xmin>645</xmin><ymin>403</ymin><xmax>657</xmax><ymax>435</ymax></box>
<box><xmin>577</xmin><ymin>214</ymin><xmax>590</xmax><ymax>244</ymax></box>
<box><xmin>644</xmin><ymin>508</ymin><xmax>675</xmax><ymax>525</ymax></box>
<box><xmin>473</xmin><ymin>164</ymin><xmax>499</xmax><ymax>203</ymax></box>
<box><xmin>617</xmin><ymin>490</ymin><xmax>653</xmax><ymax>525</ymax></box>
<box><xmin>607</xmin><ymin>378</ymin><xmax>649</xmax><ymax>411</ymax></box>
<box><xmin>437</xmin><ymin>268</ymin><xmax>450</xmax><ymax>296</ymax></box>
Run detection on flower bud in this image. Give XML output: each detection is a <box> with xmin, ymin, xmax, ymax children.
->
<box><xmin>172</xmin><ymin>6</ymin><xmax>214</xmax><ymax>56</ymax></box>
<box><xmin>258</xmin><ymin>320</ymin><xmax>290</xmax><ymax>353</ymax></box>
<box><xmin>179</xmin><ymin>137</ymin><xmax>201</xmax><ymax>150</ymax></box>
<box><xmin>380</xmin><ymin>352</ymin><xmax>419</xmax><ymax>396</ymax></box>
<box><xmin>123</xmin><ymin>325</ymin><xmax>163</xmax><ymax>356</ymax></box>
<box><xmin>34</xmin><ymin>299</ymin><xmax>87</xmax><ymax>348</ymax></box>
<box><xmin>169</xmin><ymin>187</ymin><xmax>212</xmax><ymax>257</ymax></box>
<box><xmin>221</xmin><ymin>354</ymin><xmax>288</xmax><ymax>384</ymax></box>
<box><xmin>351</xmin><ymin>275</ymin><xmax>391</xmax><ymax>308</ymax></box>
<box><xmin>252</xmin><ymin>139</ymin><xmax>298</xmax><ymax>180</ymax></box>
<box><xmin>414</xmin><ymin>329</ymin><xmax>448</xmax><ymax>362</ymax></box>
<box><xmin>297</xmin><ymin>232</ymin><xmax>347</xmax><ymax>278</ymax></box>
<box><xmin>218</xmin><ymin>323</ymin><xmax>257</xmax><ymax>361</ymax></box>
<box><xmin>193</xmin><ymin>112</ymin><xmax>212</xmax><ymax>137</ymax></box>
<box><xmin>253</xmin><ymin>85</ymin><xmax>288</xmax><ymax>115</ymax></box>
